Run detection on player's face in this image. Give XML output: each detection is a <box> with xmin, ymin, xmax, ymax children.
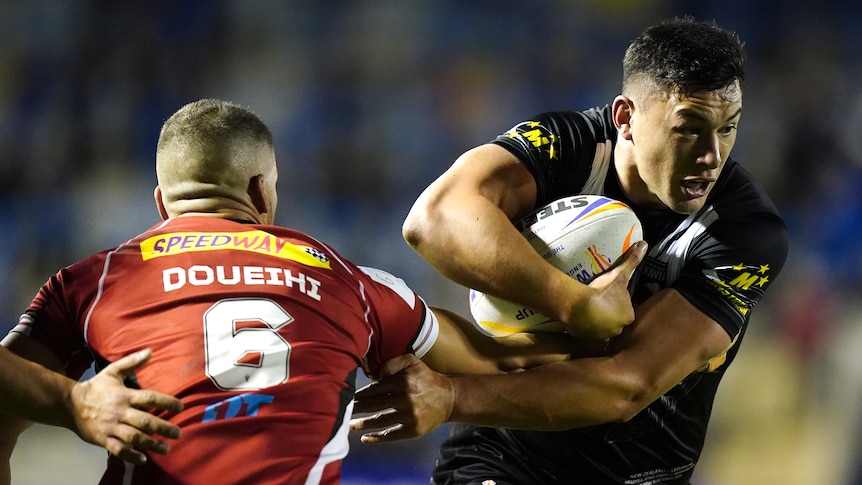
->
<box><xmin>627</xmin><ymin>82</ymin><xmax>742</xmax><ymax>213</ymax></box>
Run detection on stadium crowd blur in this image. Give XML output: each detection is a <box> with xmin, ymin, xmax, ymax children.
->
<box><xmin>1</xmin><ymin>1</ymin><xmax>860</xmax><ymax>484</ymax></box>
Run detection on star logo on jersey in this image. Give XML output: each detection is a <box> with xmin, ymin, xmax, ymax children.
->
<box><xmin>702</xmin><ymin>263</ymin><xmax>772</xmax><ymax>317</ymax></box>
<box><xmin>504</xmin><ymin>121</ymin><xmax>559</xmax><ymax>159</ymax></box>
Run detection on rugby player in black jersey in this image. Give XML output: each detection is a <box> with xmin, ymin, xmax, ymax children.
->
<box><xmin>351</xmin><ymin>16</ymin><xmax>789</xmax><ymax>485</ymax></box>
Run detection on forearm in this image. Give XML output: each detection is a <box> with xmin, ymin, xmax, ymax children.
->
<box><xmin>0</xmin><ymin>346</ymin><xmax>74</xmax><ymax>429</ymax></box>
<box><xmin>424</xmin><ymin>307</ymin><xmax>601</xmax><ymax>376</ymax></box>
<box><xmin>447</xmin><ymin>290</ymin><xmax>729</xmax><ymax>430</ymax></box>
<box><xmin>448</xmin><ymin>358</ymin><xmax>642</xmax><ymax>430</ymax></box>
<box><xmin>351</xmin><ymin>353</ymin><xmax>647</xmax><ymax>443</ymax></box>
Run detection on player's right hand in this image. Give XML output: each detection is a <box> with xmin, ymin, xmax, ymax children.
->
<box><xmin>565</xmin><ymin>240</ymin><xmax>647</xmax><ymax>340</ymax></box>
<box><xmin>69</xmin><ymin>349</ymin><xmax>183</xmax><ymax>464</ymax></box>
<box><xmin>350</xmin><ymin>354</ymin><xmax>453</xmax><ymax>444</ymax></box>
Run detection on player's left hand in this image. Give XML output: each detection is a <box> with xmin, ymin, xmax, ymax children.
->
<box><xmin>350</xmin><ymin>354</ymin><xmax>453</xmax><ymax>443</ymax></box>
<box><xmin>69</xmin><ymin>349</ymin><xmax>183</xmax><ymax>464</ymax></box>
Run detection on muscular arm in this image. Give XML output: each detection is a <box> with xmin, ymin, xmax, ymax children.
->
<box><xmin>446</xmin><ymin>290</ymin><xmax>731</xmax><ymax>428</ymax></box>
<box><xmin>351</xmin><ymin>289</ymin><xmax>732</xmax><ymax>441</ymax></box>
<box><xmin>0</xmin><ymin>344</ymin><xmax>75</xmax><ymax>426</ymax></box>
<box><xmin>418</xmin><ymin>237</ymin><xmax>647</xmax><ymax>375</ymax></box>
<box><xmin>403</xmin><ymin>144</ymin><xmax>637</xmax><ymax>339</ymax></box>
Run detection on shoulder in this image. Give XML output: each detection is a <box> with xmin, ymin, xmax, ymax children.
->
<box><xmin>492</xmin><ymin>105</ymin><xmax>615</xmax><ymax>149</ymax></box>
<box><xmin>710</xmin><ymin>161</ymin><xmax>783</xmax><ymax>219</ymax></box>
<box><xmin>706</xmin><ymin>160</ymin><xmax>788</xmax><ymax>261</ymax></box>
<box><xmin>490</xmin><ymin>105</ymin><xmax>617</xmax><ymax>203</ymax></box>
<box><xmin>49</xmin><ymin>249</ymin><xmax>114</xmax><ymax>288</ymax></box>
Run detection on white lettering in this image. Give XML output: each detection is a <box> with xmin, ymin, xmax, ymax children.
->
<box><xmin>161</xmin><ymin>265</ymin><xmax>323</xmax><ymax>301</ymax></box>
<box><xmin>264</xmin><ymin>267</ymin><xmax>283</xmax><ymax>285</ymax></box>
<box><xmin>216</xmin><ymin>266</ymin><xmax>241</xmax><ymax>285</ymax></box>
<box><xmin>163</xmin><ymin>267</ymin><xmax>185</xmax><ymax>292</ymax></box>
<box><xmin>284</xmin><ymin>270</ymin><xmax>305</xmax><ymax>292</ymax></box>
<box><xmin>305</xmin><ymin>276</ymin><xmax>321</xmax><ymax>301</ymax></box>
<box><xmin>189</xmin><ymin>265</ymin><xmax>214</xmax><ymax>286</ymax></box>
<box><xmin>244</xmin><ymin>266</ymin><xmax>265</xmax><ymax>285</ymax></box>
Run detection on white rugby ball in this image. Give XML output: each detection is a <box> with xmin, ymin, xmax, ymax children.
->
<box><xmin>469</xmin><ymin>195</ymin><xmax>643</xmax><ymax>337</ymax></box>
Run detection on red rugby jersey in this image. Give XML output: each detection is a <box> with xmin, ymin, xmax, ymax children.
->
<box><xmin>12</xmin><ymin>216</ymin><xmax>438</xmax><ymax>485</ymax></box>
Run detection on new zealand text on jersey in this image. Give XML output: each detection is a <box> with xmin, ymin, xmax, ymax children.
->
<box><xmin>162</xmin><ymin>265</ymin><xmax>322</xmax><ymax>301</ymax></box>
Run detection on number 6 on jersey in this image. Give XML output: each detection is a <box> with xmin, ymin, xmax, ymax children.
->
<box><xmin>204</xmin><ymin>298</ymin><xmax>293</xmax><ymax>390</ymax></box>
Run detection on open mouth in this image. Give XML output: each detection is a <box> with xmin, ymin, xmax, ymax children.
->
<box><xmin>681</xmin><ymin>179</ymin><xmax>712</xmax><ymax>198</ymax></box>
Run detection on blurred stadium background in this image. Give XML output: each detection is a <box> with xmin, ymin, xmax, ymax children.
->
<box><xmin>2</xmin><ymin>1</ymin><xmax>861</xmax><ymax>483</ymax></box>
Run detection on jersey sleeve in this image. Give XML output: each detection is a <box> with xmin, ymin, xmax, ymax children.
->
<box><xmin>356</xmin><ymin>266</ymin><xmax>439</xmax><ymax>380</ymax></box>
<box><xmin>490</xmin><ymin>107</ymin><xmax>615</xmax><ymax>205</ymax></box>
<box><xmin>673</xmin><ymin>212</ymin><xmax>788</xmax><ymax>338</ymax></box>
<box><xmin>10</xmin><ymin>260</ymin><xmax>100</xmax><ymax>380</ymax></box>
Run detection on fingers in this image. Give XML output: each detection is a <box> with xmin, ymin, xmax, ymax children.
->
<box><xmin>101</xmin><ymin>411</ymin><xmax>179</xmax><ymax>463</ymax></box>
<box><xmin>115</xmin><ymin>421</ymin><xmax>173</xmax><ymax>453</ymax></box>
<box><xmin>128</xmin><ymin>388</ymin><xmax>184</xmax><ymax>414</ymax></box>
<box><xmin>379</xmin><ymin>353</ymin><xmax>421</xmax><ymax>379</ymax></box>
<box><xmin>349</xmin><ymin>408</ymin><xmax>398</xmax><ymax>431</ymax></box>
<box><xmin>124</xmin><ymin>407</ymin><xmax>182</xmax><ymax>440</ymax></box>
<box><xmin>105</xmin><ymin>436</ymin><xmax>148</xmax><ymax>465</ymax></box>
<box><xmin>74</xmin><ymin>349</ymin><xmax>184</xmax><ymax>462</ymax></box>
<box><xmin>352</xmin><ymin>382</ymin><xmax>403</xmax><ymax>415</ymax></box>
<box><xmin>617</xmin><ymin>240</ymin><xmax>648</xmax><ymax>279</ymax></box>
<box><xmin>351</xmin><ymin>354</ymin><xmax>420</xmax><ymax>415</ymax></box>
<box><xmin>102</xmin><ymin>424</ymin><xmax>172</xmax><ymax>465</ymax></box>
<box><xmin>106</xmin><ymin>349</ymin><xmax>183</xmax><ymax>413</ymax></box>
<box><xmin>356</xmin><ymin>423</ymin><xmax>410</xmax><ymax>444</ymax></box>
<box><xmin>104</xmin><ymin>348</ymin><xmax>154</xmax><ymax>377</ymax></box>
<box><xmin>104</xmin><ymin>431</ymin><xmax>172</xmax><ymax>465</ymax></box>
<box><xmin>350</xmin><ymin>410</ymin><xmax>418</xmax><ymax>444</ymax></box>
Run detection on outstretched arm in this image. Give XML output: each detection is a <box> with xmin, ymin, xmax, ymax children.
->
<box><xmin>351</xmin><ymin>288</ymin><xmax>732</xmax><ymax>442</ymax></box>
<box><xmin>0</xmin><ymin>340</ymin><xmax>182</xmax><ymax>467</ymax></box>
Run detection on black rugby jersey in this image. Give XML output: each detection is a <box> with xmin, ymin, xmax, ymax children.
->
<box><xmin>433</xmin><ymin>106</ymin><xmax>789</xmax><ymax>485</ymax></box>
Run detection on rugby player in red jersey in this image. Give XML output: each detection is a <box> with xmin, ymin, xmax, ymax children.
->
<box><xmin>0</xmin><ymin>99</ymin><xmax>641</xmax><ymax>485</ymax></box>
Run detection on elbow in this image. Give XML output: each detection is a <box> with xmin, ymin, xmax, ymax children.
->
<box><xmin>605</xmin><ymin>380</ymin><xmax>658</xmax><ymax>423</ymax></box>
<box><xmin>607</xmin><ymin>400</ymin><xmax>645</xmax><ymax>424</ymax></box>
<box><xmin>401</xmin><ymin>211</ymin><xmax>424</xmax><ymax>251</ymax></box>
<box><xmin>402</xmin><ymin>200</ymin><xmax>439</xmax><ymax>252</ymax></box>
<box><xmin>541</xmin><ymin>378</ymin><xmax>656</xmax><ymax>431</ymax></box>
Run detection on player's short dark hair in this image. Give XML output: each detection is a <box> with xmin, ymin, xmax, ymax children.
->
<box><xmin>157</xmin><ymin>99</ymin><xmax>273</xmax><ymax>154</ymax></box>
<box><xmin>622</xmin><ymin>16</ymin><xmax>746</xmax><ymax>95</ymax></box>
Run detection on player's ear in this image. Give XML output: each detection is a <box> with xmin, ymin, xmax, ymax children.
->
<box><xmin>154</xmin><ymin>186</ymin><xmax>169</xmax><ymax>220</ymax></box>
<box><xmin>248</xmin><ymin>174</ymin><xmax>269</xmax><ymax>216</ymax></box>
<box><xmin>612</xmin><ymin>95</ymin><xmax>635</xmax><ymax>141</ymax></box>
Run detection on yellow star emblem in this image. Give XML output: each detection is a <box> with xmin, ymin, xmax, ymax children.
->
<box><xmin>758</xmin><ymin>264</ymin><xmax>770</xmax><ymax>274</ymax></box>
<box><xmin>548</xmin><ymin>135</ymin><xmax>557</xmax><ymax>160</ymax></box>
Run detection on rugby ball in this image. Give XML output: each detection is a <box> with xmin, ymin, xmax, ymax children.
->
<box><xmin>469</xmin><ymin>195</ymin><xmax>642</xmax><ymax>337</ymax></box>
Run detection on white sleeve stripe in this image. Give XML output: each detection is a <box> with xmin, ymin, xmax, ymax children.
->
<box><xmin>412</xmin><ymin>297</ymin><xmax>439</xmax><ymax>358</ymax></box>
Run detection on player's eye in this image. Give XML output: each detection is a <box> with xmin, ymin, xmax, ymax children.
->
<box><xmin>719</xmin><ymin>125</ymin><xmax>737</xmax><ymax>136</ymax></box>
<box><xmin>676</xmin><ymin>126</ymin><xmax>701</xmax><ymax>136</ymax></box>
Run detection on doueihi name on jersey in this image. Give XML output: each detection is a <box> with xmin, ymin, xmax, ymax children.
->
<box><xmin>162</xmin><ymin>265</ymin><xmax>322</xmax><ymax>301</ymax></box>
